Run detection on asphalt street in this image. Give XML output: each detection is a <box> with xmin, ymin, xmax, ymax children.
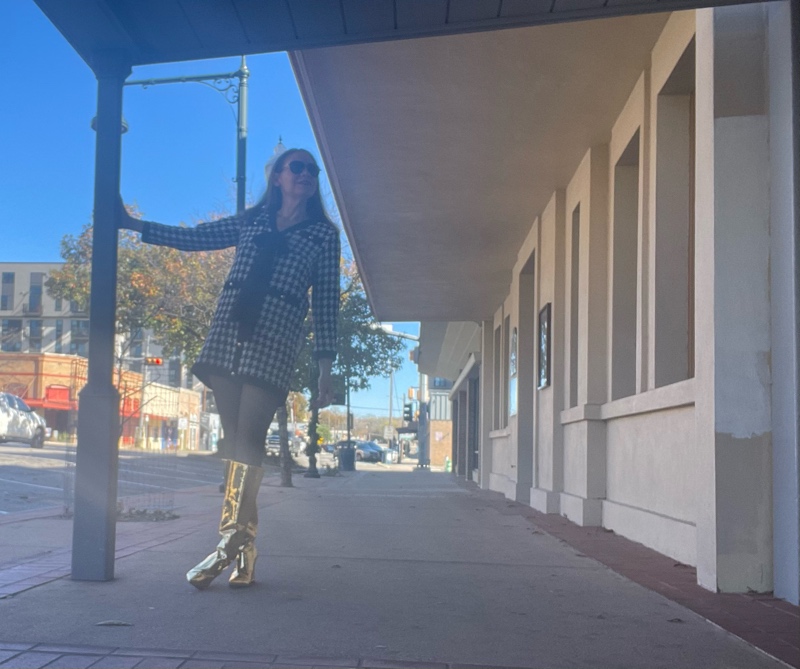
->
<box><xmin>0</xmin><ymin>442</ymin><xmax>225</xmax><ymax>516</ymax></box>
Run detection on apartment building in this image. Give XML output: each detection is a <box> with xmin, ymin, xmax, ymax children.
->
<box><xmin>0</xmin><ymin>262</ymin><xmax>208</xmax><ymax>449</ymax></box>
<box><xmin>0</xmin><ymin>262</ymin><xmax>188</xmax><ymax>388</ymax></box>
<box><xmin>0</xmin><ymin>262</ymin><xmax>88</xmax><ymax>357</ymax></box>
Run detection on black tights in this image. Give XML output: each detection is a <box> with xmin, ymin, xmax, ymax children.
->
<box><xmin>210</xmin><ymin>375</ymin><xmax>285</xmax><ymax>467</ymax></box>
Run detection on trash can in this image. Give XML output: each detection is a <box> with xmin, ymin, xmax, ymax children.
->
<box><xmin>337</xmin><ymin>443</ymin><xmax>356</xmax><ymax>471</ymax></box>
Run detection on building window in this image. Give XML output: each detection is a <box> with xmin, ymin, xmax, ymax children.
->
<box><xmin>1</xmin><ymin>319</ymin><xmax>22</xmax><ymax>352</ymax></box>
<box><xmin>55</xmin><ymin>320</ymin><xmax>63</xmax><ymax>353</ymax></box>
<box><xmin>69</xmin><ymin>300</ymin><xmax>86</xmax><ymax>314</ymax></box>
<box><xmin>28</xmin><ymin>273</ymin><xmax>44</xmax><ymax>314</ymax></box>
<box><xmin>70</xmin><ymin>319</ymin><xmax>89</xmax><ymax>357</ymax></box>
<box><xmin>29</xmin><ymin>319</ymin><xmax>43</xmax><ymax>352</ymax></box>
<box><xmin>168</xmin><ymin>358</ymin><xmax>181</xmax><ymax>387</ymax></box>
<box><xmin>55</xmin><ymin>298</ymin><xmax>62</xmax><ymax>312</ymax></box>
<box><xmin>654</xmin><ymin>39</ymin><xmax>696</xmax><ymax>387</ymax></box>
<box><xmin>611</xmin><ymin>130</ymin><xmax>641</xmax><ymax>400</ymax></box>
<box><xmin>1</xmin><ymin>273</ymin><xmax>14</xmax><ymax>311</ymax></box>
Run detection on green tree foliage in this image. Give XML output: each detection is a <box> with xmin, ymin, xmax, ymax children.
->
<box><xmin>289</xmin><ymin>258</ymin><xmax>404</xmax><ymax>396</ymax></box>
<box><xmin>334</xmin><ymin>260</ymin><xmax>405</xmax><ymax>391</ymax></box>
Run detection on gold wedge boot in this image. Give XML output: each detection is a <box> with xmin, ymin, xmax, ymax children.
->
<box><xmin>186</xmin><ymin>460</ymin><xmax>264</xmax><ymax>590</ymax></box>
<box><xmin>228</xmin><ymin>513</ymin><xmax>258</xmax><ymax>588</ymax></box>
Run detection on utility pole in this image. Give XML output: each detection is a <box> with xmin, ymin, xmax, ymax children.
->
<box><xmin>388</xmin><ymin>369</ymin><xmax>394</xmax><ymax>441</ymax></box>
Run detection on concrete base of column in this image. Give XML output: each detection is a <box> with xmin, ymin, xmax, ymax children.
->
<box><xmin>560</xmin><ymin>492</ymin><xmax>602</xmax><ymax>526</ymax></box>
<box><xmin>71</xmin><ymin>384</ymin><xmax>121</xmax><ymax>581</ymax></box>
<box><xmin>530</xmin><ymin>488</ymin><xmax>561</xmax><ymax>514</ymax></box>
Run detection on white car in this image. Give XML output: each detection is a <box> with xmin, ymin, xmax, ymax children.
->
<box><xmin>0</xmin><ymin>392</ymin><xmax>47</xmax><ymax>448</ymax></box>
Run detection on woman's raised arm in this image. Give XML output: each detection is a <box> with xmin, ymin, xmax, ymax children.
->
<box><xmin>118</xmin><ymin>197</ymin><xmax>242</xmax><ymax>251</ymax></box>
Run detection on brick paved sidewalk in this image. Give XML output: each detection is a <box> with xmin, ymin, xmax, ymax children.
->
<box><xmin>0</xmin><ymin>642</ymin><xmax>532</xmax><ymax>669</ymax></box>
<box><xmin>0</xmin><ymin>483</ymin><xmax>233</xmax><ymax>600</ymax></box>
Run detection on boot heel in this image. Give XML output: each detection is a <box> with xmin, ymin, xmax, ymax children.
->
<box><xmin>228</xmin><ymin>540</ymin><xmax>257</xmax><ymax>588</ymax></box>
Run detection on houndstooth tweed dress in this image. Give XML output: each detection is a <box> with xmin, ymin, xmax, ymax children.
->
<box><xmin>142</xmin><ymin>207</ymin><xmax>340</xmax><ymax>399</ymax></box>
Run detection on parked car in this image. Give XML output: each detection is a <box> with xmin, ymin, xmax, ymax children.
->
<box><xmin>0</xmin><ymin>392</ymin><xmax>46</xmax><ymax>449</ymax></box>
<box><xmin>265</xmin><ymin>430</ymin><xmax>306</xmax><ymax>456</ymax></box>
<box><xmin>265</xmin><ymin>431</ymin><xmax>281</xmax><ymax>456</ymax></box>
<box><xmin>355</xmin><ymin>441</ymin><xmax>383</xmax><ymax>462</ymax></box>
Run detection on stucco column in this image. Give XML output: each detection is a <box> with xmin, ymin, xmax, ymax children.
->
<box><xmin>695</xmin><ymin>5</ymin><xmax>774</xmax><ymax>593</ymax></box>
<box><xmin>531</xmin><ymin>193</ymin><xmax>566</xmax><ymax>514</ymax></box>
<box><xmin>479</xmin><ymin>320</ymin><xmax>494</xmax><ymax>488</ymax></box>
<box><xmin>456</xmin><ymin>390</ymin><xmax>468</xmax><ymax>477</ymax></box>
<box><xmin>767</xmin><ymin>0</ymin><xmax>800</xmax><ymax>605</ymax></box>
<box><xmin>560</xmin><ymin>148</ymin><xmax>609</xmax><ymax>526</ymax></box>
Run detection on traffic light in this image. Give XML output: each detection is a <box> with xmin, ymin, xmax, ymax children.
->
<box><xmin>403</xmin><ymin>403</ymin><xmax>413</xmax><ymax>422</ymax></box>
<box><xmin>144</xmin><ymin>356</ymin><xmax>163</xmax><ymax>366</ymax></box>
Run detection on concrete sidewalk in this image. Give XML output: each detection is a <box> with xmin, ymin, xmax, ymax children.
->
<box><xmin>0</xmin><ymin>467</ymin><xmax>794</xmax><ymax>669</ymax></box>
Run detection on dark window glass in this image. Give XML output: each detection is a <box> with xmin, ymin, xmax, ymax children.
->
<box><xmin>29</xmin><ymin>319</ymin><xmax>43</xmax><ymax>352</ymax></box>
<box><xmin>55</xmin><ymin>320</ymin><xmax>63</xmax><ymax>353</ymax></box>
<box><xmin>70</xmin><ymin>319</ymin><xmax>89</xmax><ymax>357</ymax></box>
<box><xmin>1</xmin><ymin>319</ymin><xmax>22</xmax><ymax>352</ymax></box>
<box><xmin>1</xmin><ymin>273</ymin><xmax>14</xmax><ymax>311</ymax></box>
<box><xmin>29</xmin><ymin>273</ymin><xmax>44</xmax><ymax>312</ymax></box>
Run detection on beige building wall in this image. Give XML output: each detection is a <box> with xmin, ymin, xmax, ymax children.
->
<box><xmin>474</xmin><ymin>6</ymin><xmax>792</xmax><ymax>597</ymax></box>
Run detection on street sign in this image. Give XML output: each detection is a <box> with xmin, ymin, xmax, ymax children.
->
<box><xmin>383</xmin><ymin>426</ymin><xmax>396</xmax><ymax>440</ymax></box>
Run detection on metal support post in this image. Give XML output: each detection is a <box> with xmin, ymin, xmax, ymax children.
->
<box><xmin>235</xmin><ymin>56</ymin><xmax>249</xmax><ymax>214</ymax></box>
<box><xmin>71</xmin><ymin>52</ymin><xmax>131</xmax><ymax>581</ymax></box>
<box><xmin>791</xmin><ymin>0</ymin><xmax>800</xmax><ymax>591</ymax></box>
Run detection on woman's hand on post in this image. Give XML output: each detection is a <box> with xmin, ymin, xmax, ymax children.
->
<box><xmin>117</xmin><ymin>196</ymin><xmax>143</xmax><ymax>233</ymax></box>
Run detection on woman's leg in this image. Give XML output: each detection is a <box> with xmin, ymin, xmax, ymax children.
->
<box><xmin>225</xmin><ymin>384</ymin><xmax>285</xmax><ymax>587</ymax></box>
<box><xmin>231</xmin><ymin>383</ymin><xmax>284</xmax><ymax>465</ymax></box>
<box><xmin>186</xmin><ymin>380</ymin><xmax>284</xmax><ymax>589</ymax></box>
<box><xmin>209</xmin><ymin>375</ymin><xmax>243</xmax><ymax>459</ymax></box>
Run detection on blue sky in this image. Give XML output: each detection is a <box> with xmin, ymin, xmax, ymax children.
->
<box><xmin>1</xmin><ymin>0</ymin><xmax>420</xmax><ymax>418</ymax></box>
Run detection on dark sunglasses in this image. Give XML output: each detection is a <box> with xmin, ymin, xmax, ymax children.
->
<box><xmin>285</xmin><ymin>160</ymin><xmax>320</xmax><ymax>177</ymax></box>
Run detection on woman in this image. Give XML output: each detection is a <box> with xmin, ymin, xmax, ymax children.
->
<box><xmin>119</xmin><ymin>148</ymin><xmax>340</xmax><ymax>589</ymax></box>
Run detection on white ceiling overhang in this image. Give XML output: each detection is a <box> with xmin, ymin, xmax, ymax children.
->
<box><xmin>418</xmin><ymin>321</ymin><xmax>482</xmax><ymax>379</ymax></box>
<box><xmin>450</xmin><ymin>352</ymin><xmax>482</xmax><ymax>400</ymax></box>
<box><xmin>292</xmin><ymin>11</ymin><xmax>672</xmax><ymax>322</ymax></box>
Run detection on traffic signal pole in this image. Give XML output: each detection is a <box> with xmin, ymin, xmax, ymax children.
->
<box><xmin>416</xmin><ymin>372</ymin><xmax>429</xmax><ymax>469</ymax></box>
<box><xmin>136</xmin><ymin>334</ymin><xmax>149</xmax><ymax>448</ymax></box>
